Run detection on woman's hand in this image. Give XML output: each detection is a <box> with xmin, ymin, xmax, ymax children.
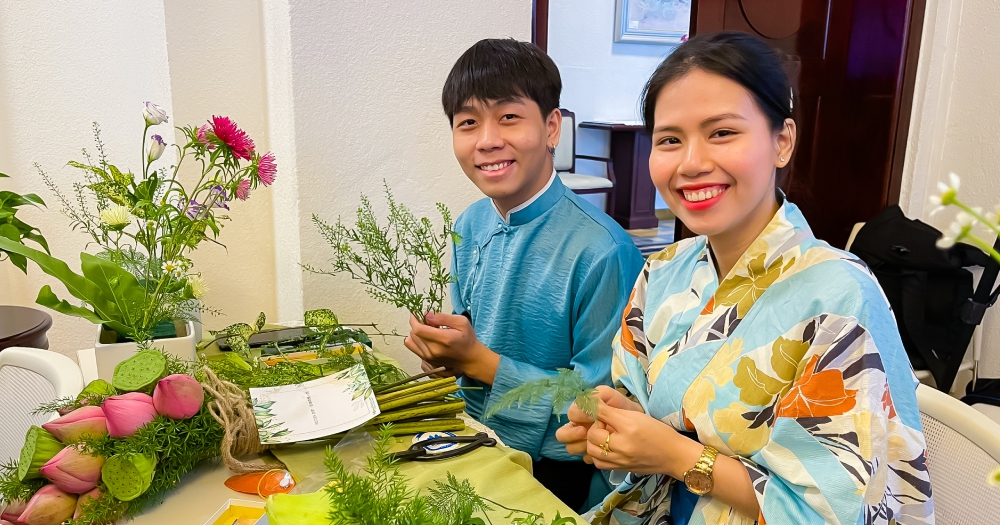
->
<box><xmin>584</xmin><ymin>403</ymin><xmax>692</xmax><ymax>476</ymax></box>
<box><xmin>556</xmin><ymin>386</ymin><xmax>644</xmax><ymax>463</ymax></box>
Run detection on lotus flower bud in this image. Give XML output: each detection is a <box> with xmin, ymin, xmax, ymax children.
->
<box><xmin>101</xmin><ymin>393</ymin><xmax>157</xmax><ymax>438</ymax></box>
<box><xmin>1</xmin><ymin>500</ymin><xmax>26</xmax><ymax>522</ymax></box>
<box><xmin>142</xmin><ymin>101</ymin><xmax>168</xmax><ymax>126</ymax></box>
<box><xmin>101</xmin><ymin>453</ymin><xmax>157</xmax><ymax>502</ymax></box>
<box><xmin>39</xmin><ymin>445</ymin><xmax>104</xmax><ymax>494</ymax></box>
<box><xmin>1</xmin><ymin>520</ymin><xmax>14</xmax><ymax>525</ymax></box>
<box><xmin>41</xmin><ymin>406</ymin><xmax>108</xmax><ymax>443</ymax></box>
<box><xmin>17</xmin><ymin>427</ymin><xmax>64</xmax><ymax>481</ymax></box>
<box><xmin>17</xmin><ymin>484</ymin><xmax>77</xmax><ymax>525</ymax></box>
<box><xmin>152</xmin><ymin>374</ymin><xmax>205</xmax><ymax>419</ymax></box>
<box><xmin>147</xmin><ymin>134</ymin><xmax>166</xmax><ymax>162</ymax></box>
<box><xmin>72</xmin><ymin>488</ymin><xmax>101</xmax><ymax>520</ymax></box>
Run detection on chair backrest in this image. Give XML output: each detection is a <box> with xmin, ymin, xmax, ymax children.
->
<box><xmin>917</xmin><ymin>383</ymin><xmax>1000</xmax><ymax>523</ymax></box>
<box><xmin>0</xmin><ymin>347</ymin><xmax>84</xmax><ymax>465</ymax></box>
<box><xmin>554</xmin><ymin>108</ymin><xmax>575</xmax><ymax>173</ymax></box>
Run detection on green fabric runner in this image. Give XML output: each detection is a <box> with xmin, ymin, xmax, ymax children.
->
<box><xmin>199</xmin><ymin>328</ymin><xmax>581</xmax><ymax>523</ymax></box>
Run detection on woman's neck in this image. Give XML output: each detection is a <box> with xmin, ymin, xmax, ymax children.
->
<box><xmin>708</xmin><ymin>197</ymin><xmax>781</xmax><ymax>279</ymax></box>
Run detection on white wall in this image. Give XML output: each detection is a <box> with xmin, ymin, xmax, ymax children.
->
<box><xmin>163</xmin><ymin>0</ymin><xmax>279</xmax><ymax>333</ymax></box>
<box><xmin>0</xmin><ymin>1</ymin><xmax>531</xmax><ymax>373</ymax></box>
<box><xmin>284</xmin><ymin>0</ymin><xmax>532</xmax><ymax>372</ymax></box>
<box><xmin>0</xmin><ymin>1</ymin><xmax>175</xmax><ymax>357</ymax></box>
<box><xmin>547</xmin><ymin>0</ymin><xmax>676</xmax><ymax>210</ymax></box>
<box><xmin>901</xmin><ymin>0</ymin><xmax>1000</xmax><ymax>376</ymax></box>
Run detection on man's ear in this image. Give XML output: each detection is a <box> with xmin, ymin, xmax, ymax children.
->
<box><xmin>546</xmin><ymin>108</ymin><xmax>563</xmax><ymax>153</ymax></box>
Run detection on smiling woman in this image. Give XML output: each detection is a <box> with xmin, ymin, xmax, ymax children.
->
<box><xmin>555</xmin><ymin>32</ymin><xmax>934</xmax><ymax>525</ymax></box>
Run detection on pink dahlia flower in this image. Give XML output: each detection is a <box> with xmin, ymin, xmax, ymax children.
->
<box><xmin>210</xmin><ymin>116</ymin><xmax>254</xmax><ymax>160</ymax></box>
<box><xmin>236</xmin><ymin>179</ymin><xmax>251</xmax><ymax>201</ymax></box>
<box><xmin>257</xmin><ymin>152</ymin><xmax>277</xmax><ymax>186</ymax></box>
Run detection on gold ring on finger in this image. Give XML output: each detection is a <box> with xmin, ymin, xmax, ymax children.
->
<box><xmin>600</xmin><ymin>433</ymin><xmax>613</xmax><ymax>456</ymax></box>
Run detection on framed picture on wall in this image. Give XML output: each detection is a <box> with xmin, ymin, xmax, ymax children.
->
<box><xmin>614</xmin><ymin>0</ymin><xmax>691</xmax><ymax>45</ymax></box>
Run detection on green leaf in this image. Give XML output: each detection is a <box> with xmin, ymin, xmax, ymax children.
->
<box><xmin>0</xmin><ymin>172</ymin><xmax>8</xmax><ymax>178</ymax></box>
<box><xmin>36</xmin><ymin>285</ymin><xmax>109</xmax><ymax>325</ymax></box>
<box><xmin>79</xmin><ymin>253</ymin><xmax>146</xmax><ymax>329</ymax></box>
<box><xmin>108</xmin><ymin>164</ymin><xmax>134</xmax><ymax>186</ymax></box>
<box><xmin>19</xmin><ymin>193</ymin><xmax>44</xmax><ymax>207</ymax></box>
<box><xmin>0</xmin><ymin>237</ymin><xmax>122</xmax><ymax>324</ymax></box>
<box><xmin>0</xmin><ymin>223</ymin><xmax>19</xmax><ymax>242</ymax></box>
<box><xmin>67</xmin><ymin>160</ymin><xmax>109</xmax><ymax>181</ymax></box>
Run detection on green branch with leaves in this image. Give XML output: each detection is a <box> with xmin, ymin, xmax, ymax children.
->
<box><xmin>323</xmin><ymin>426</ymin><xmax>576</xmax><ymax>525</ymax></box>
<box><xmin>305</xmin><ymin>182</ymin><xmax>459</xmax><ymax>324</ymax></box>
<box><xmin>0</xmin><ymin>172</ymin><xmax>49</xmax><ymax>273</ymax></box>
<box><xmin>486</xmin><ymin>369</ymin><xmax>599</xmax><ymax>422</ymax></box>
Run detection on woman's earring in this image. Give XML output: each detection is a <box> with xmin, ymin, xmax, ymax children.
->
<box><xmin>780</xmin><ymin>157</ymin><xmax>786</xmax><ymax>162</ymax></box>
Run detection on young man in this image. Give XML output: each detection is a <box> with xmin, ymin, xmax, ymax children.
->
<box><xmin>404</xmin><ymin>39</ymin><xmax>644</xmax><ymax>509</ymax></box>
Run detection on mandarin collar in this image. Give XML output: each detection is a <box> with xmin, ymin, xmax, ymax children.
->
<box><xmin>492</xmin><ymin>171</ymin><xmax>565</xmax><ymax>227</ymax></box>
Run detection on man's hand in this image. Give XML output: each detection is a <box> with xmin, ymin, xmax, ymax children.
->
<box><xmin>404</xmin><ymin>312</ymin><xmax>500</xmax><ymax>384</ymax></box>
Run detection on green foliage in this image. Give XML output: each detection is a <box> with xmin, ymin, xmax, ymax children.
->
<box><xmin>486</xmin><ymin>369</ymin><xmax>598</xmax><ymax>422</ymax></box>
<box><xmin>323</xmin><ymin>427</ymin><xmax>576</xmax><ymax>525</ymax></box>
<box><xmin>11</xmin><ymin>118</ymin><xmax>267</xmax><ymax>340</ymax></box>
<box><xmin>0</xmin><ymin>171</ymin><xmax>49</xmax><ymax>273</ymax></box>
<box><xmin>306</xmin><ymin>182</ymin><xmax>459</xmax><ymax>324</ymax></box>
<box><xmin>0</xmin><ymin>459</ymin><xmax>45</xmax><ymax>505</ymax></box>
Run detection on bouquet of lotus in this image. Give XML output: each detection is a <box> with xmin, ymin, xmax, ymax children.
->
<box><xmin>0</xmin><ymin>351</ymin><xmax>223</xmax><ymax>525</ymax></box>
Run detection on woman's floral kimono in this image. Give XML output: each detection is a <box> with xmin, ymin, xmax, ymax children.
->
<box><xmin>592</xmin><ymin>201</ymin><xmax>934</xmax><ymax>525</ymax></box>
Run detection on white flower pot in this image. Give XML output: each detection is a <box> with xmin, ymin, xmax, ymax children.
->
<box><xmin>93</xmin><ymin>321</ymin><xmax>198</xmax><ymax>381</ymax></box>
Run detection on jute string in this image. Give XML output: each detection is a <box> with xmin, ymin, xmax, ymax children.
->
<box><xmin>201</xmin><ymin>366</ymin><xmax>284</xmax><ymax>474</ymax></box>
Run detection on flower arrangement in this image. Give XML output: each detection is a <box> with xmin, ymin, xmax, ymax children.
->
<box><xmin>0</xmin><ymin>102</ymin><xmax>276</xmax><ymax>343</ymax></box>
<box><xmin>305</xmin><ymin>183</ymin><xmax>458</xmax><ymax>325</ymax></box>
<box><xmin>930</xmin><ymin>173</ymin><xmax>1000</xmax><ymax>261</ymax></box>
<box><xmin>0</xmin><ymin>172</ymin><xmax>49</xmax><ymax>272</ymax></box>
<box><xmin>0</xmin><ymin>351</ymin><xmax>223</xmax><ymax>525</ymax></box>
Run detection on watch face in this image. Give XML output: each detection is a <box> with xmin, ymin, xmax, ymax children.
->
<box><xmin>684</xmin><ymin>470</ymin><xmax>713</xmax><ymax>495</ymax></box>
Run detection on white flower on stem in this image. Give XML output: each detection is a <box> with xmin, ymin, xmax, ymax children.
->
<box><xmin>162</xmin><ymin>260</ymin><xmax>184</xmax><ymax>279</ymax></box>
<box><xmin>186</xmin><ymin>274</ymin><xmax>208</xmax><ymax>299</ymax></box>
<box><xmin>929</xmin><ymin>172</ymin><xmax>961</xmax><ymax>215</ymax></box>
<box><xmin>148</xmin><ymin>134</ymin><xmax>166</xmax><ymax>162</ymax></box>
<box><xmin>142</xmin><ymin>102</ymin><xmax>169</xmax><ymax>126</ymax></box>
<box><xmin>938</xmin><ymin>211</ymin><xmax>976</xmax><ymax>249</ymax></box>
<box><xmin>98</xmin><ymin>204</ymin><xmax>133</xmax><ymax>230</ymax></box>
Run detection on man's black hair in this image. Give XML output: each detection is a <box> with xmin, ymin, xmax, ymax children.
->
<box><xmin>442</xmin><ymin>38</ymin><xmax>561</xmax><ymax>124</ymax></box>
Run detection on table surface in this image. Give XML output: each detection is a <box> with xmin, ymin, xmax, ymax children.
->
<box><xmin>75</xmin><ymin>347</ymin><xmax>581</xmax><ymax>524</ymax></box>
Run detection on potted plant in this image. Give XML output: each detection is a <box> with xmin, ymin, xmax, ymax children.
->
<box><xmin>0</xmin><ymin>102</ymin><xmax>276</xmax><ymax>378</ymax></box>
<box><xmin>0</xmin><ymin>172</ymin><xmax>49</xmax><ymax>271</ymax></box>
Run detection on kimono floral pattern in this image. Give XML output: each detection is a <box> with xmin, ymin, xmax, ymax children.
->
<box><xmin>594</xmin><ymin>201</ymin><xmax>934</xmax><ymax>525</ymax></box>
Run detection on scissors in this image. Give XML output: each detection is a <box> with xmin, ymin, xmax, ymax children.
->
<box><xmin>389</xmin><ymin>432</ymin><xmax>497</xmax><ymax>462</ymax></box>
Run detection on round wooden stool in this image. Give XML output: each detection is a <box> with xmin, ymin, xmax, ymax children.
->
<box><xmin>0</xmin><ymin>305</ymin><xmax>53</xmax><ymax>351</ymax></box>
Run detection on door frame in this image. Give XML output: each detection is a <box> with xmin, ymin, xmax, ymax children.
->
<box><xmin>532</xmin><ymin>0</ymin><xmax>549</xmax><ymax>51</ymax></box>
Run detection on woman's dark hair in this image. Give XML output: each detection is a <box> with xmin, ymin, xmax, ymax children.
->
<box><xmin>641</xmin><ymin>32</ymin><xmax>792</xmax><ymax>134</ymax></box>
<box><xmin>442</xmin><ymin>38</ymin><xmax>561</xmax><ymax>125</ymax></box>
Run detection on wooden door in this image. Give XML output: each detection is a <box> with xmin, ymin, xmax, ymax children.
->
<box><xmin>682</xmin><ymin>0</ymin><xmax>926</xmax><ymax>248</ymax></box>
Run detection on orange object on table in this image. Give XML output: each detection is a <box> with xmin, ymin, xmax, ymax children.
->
<box><xmin>224</xmin><ymin>470</ymin><xmax>295</xmax><ymax>498</ymax></box>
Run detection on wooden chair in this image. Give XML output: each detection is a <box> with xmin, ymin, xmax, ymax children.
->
<box><xmin>555</xmin><ymin>109</ymin><xmax>616</xmax><ymax>215</ymax></box>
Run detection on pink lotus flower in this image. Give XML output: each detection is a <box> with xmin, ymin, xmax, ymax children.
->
<box><xmin>102</xmin><ymin>393</ymin><xmax>158</xmax><ymax>438</ymax></box>
<box><xmin>72</xmin><ymin>488</ymin><xmax>101</xmax><ymax>520</ymax></box>
<box><xmin>17</xmin><ymin>484</ymin><xmax>77</xmax><ymax>525</ymax></box>
<box><xmin>152</xmin><ymin>374</ymin><xmax>205</xmax><ymax>419</ymax></box>
<box><xmin>1</xmin><ymin>500</ymin><xmax>25</xmax><ymax>522</ymax></box>
<box><xmin>257</xmin><ymin>152</ymin><xmax>276</xmax><ymax>186</ymax></box>
<box><xmin>39</xmin><ymin>445</ymin><xmax>104</xmax><ymax>494</ymax></box>
<box><xmin>210</xmin><ymin>116</ymin><xmax>254</xmax><ymax>160</ymax></box>
<box><xmin>42</xmin><ymin>406</ymin><xmax>108</xmax><ymax>443</ymax></box>
<box><xmin>236</xmin><ymin>179</ymin><xmax>251</xmax><ymax>201</ymax></box>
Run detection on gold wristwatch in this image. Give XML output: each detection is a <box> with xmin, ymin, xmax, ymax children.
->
<box><xmin>683</xmin><ymin>445</ymin><xmax>719</xmax><ymax>496</ymax></box>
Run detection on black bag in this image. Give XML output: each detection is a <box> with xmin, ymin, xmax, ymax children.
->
<box><xmin>850</xmin><ymin>206</ymin><xmax>1000</xmax><ymax>393</ymax></box>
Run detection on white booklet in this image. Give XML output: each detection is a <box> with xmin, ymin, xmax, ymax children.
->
<box><xmin>249</xmin><ymin>363</ymin><xmax>381</xmax><ymax>444</ymax></box>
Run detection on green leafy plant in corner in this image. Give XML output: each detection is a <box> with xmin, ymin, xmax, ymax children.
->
<box><xmin>0</xmin><ymin>172</ymin><xmax>49</xmax><ymax>273</ymax></box>
<box><xmin>486</xmin><ymin>368</ymin><xmax>599</xmax><ymax>422</ymax></box>
<box><xmin>324</xmin><ymin>426</ymin><xmax>576</xmax><ymax>525</ymax></box>
<box><xmin>305</xmin><ymin>182</ymin><xmax>460</xmax><ymax>324</ymax></box>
